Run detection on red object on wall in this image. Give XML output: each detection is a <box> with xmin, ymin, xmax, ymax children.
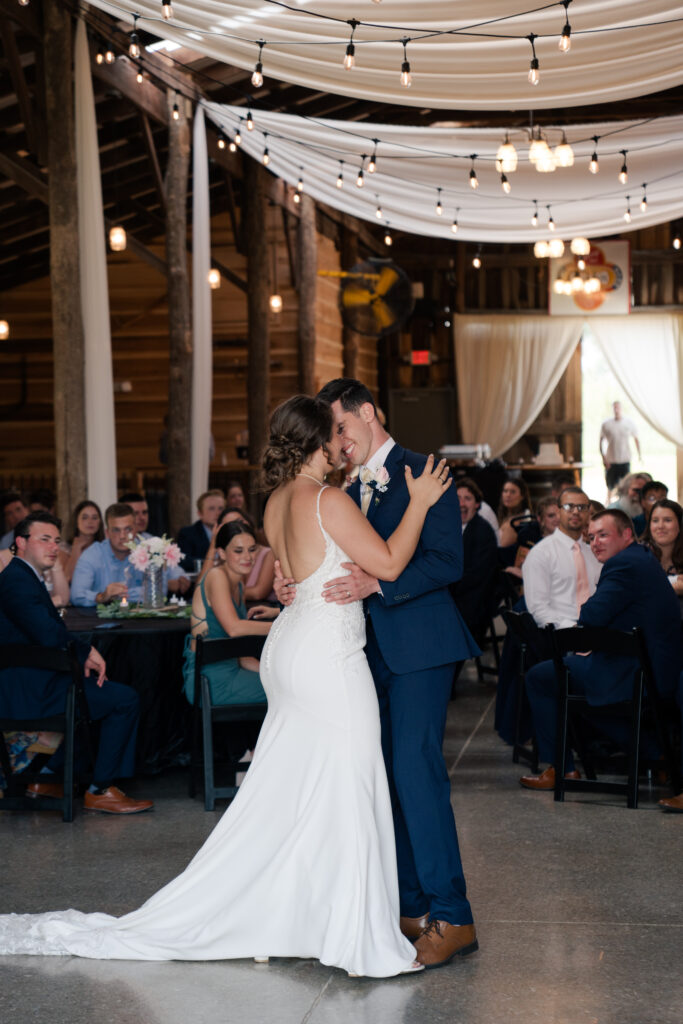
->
<box><xmin>411</xmin><ymin>350</ymin><xmax>430</xmax><ymax>366</ymax></box>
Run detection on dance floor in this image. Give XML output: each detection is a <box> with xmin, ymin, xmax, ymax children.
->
<box><xmin>2</xmin><ymin>659</ymin><xmax>681</xmax><ymax>1024</ymax></box>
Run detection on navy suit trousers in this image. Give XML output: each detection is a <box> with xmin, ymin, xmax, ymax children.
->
<box><xmin>366</xmin><ymin>620</ymin><xmax>473</xmax><ymax>925</ymax></box>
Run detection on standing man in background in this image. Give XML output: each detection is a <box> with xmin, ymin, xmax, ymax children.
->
<box><xmin>600</xmin><ymin>401</ymin><xmax>641</xmax><ymax>501</ymax></box>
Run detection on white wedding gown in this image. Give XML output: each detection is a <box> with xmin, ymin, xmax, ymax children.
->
<box><xmin>0</xmin><ymin>491</ymin><xmax>416</xmax><ymax>977</ymax></box>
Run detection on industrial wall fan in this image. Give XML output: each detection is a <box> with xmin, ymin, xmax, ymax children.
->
<box><xmin>319</xmin><ymin>259</ymin><xmax>414</xmax><ymax>338</ymax></box>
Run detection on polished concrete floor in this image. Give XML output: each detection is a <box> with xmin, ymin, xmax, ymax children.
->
<box><xmin>2</xmin><ymin>661</ymin><xmax>682</xmax><ymax>1024</ymax></box>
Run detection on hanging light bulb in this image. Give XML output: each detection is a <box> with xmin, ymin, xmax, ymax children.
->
<box><xmin>293</xmin><ymin>191</ymin><xmax>301</xmax><ymax>205</ymax></box>
<box><xmin>527</xmin><ymin>34</ymin><xmax>540</xmax><ymax>86</ymax></box>
<box><xmin>534</xmin><ymin>240</ymin><xmax>550</xmax><ymax>258</ymax></box>
<box><xmin>548</xmin><ymin>238</ymin><xmax>565</xmax><ymax>258</ymax></box>
<box><xmin>528</xmin><ymin>131</ymin><xmax>549</xmax><ymax>165</ymax></box>
<box><xmin>96</xmin><ymin>43</ymin><xmax>105</xmax><ymax>65</ymax></box>
<box><xmin>384</xmin><ymin>227</ymin><xmax>393</xmax><ymax>246</ymax></box>
<box><xmin>400</xmin><ymin>38</ymin><xmax>412</xmax><ymax>88</ymax></box>
<box><xmin>104</xmin><ymin>44</ymin><xmax>116</xmax><ymax>64</ymax></box>
<box><xmin>262</xmin><ymin>142</ymin><xmax>270</xmax><ymax>167</ymax></box>
<box><xmin>570</xmin><ymin>237</ymin><xmax>590</xmax><ymax>256</ymax></box>
<box><xmin>297</xmin><ymin>173</ymin><xmax>304</xmax><ymax>193</ymax></box>
<box><xmin>234</xmin><ymin>129</ymin><xmax>242</xmax><ymax>146</ymax></box>
<box><xmin>547</xmin><ymin>206</ymin><xmax>555</xmax><ymax>231</ymax></box>
<box><xmin>559</xmin><ymin>0</ymin><xmax>572</xmax><ymax>52</ymax></box>
<box><xmin>469</xmin><ymin>155</ymin><xmax>479</xmax><ymax>190</ymax></box>
<box><xmin>673</xmin><ymin>236</ymin><xmax>682</xmax><ymax>250</ymax></box>
<box><xmin>531</xmin><ymin>202</ymin><xmax>539</xmax><ymax>227</ymax></box>
<box><xmin>269</xmin><ymin>293</ymin><xmax>283</xmax><ymax>314</ymax></box>
<box><xmin>435</xmin><ymin>188</ymin><xmax>443</xmax><ymax>216</ymax></box>
<box><xmin>228</xmin><ymin>137</ymin><xmax>238</xmax><ymax>153</ymax></box>
<box><xmin>577</xmin><ymin>258</ymin><xmax>586</xmax><ymax>271</ymax></box>
<box><xmin>640</xmin><ymin>186</ymin><xmax>648</xmax><ymax>212</ymax></box>
<box><xmin>624</xmin><ymin>197</ymin><xmax>632</xmax><ymax>223</ymax></box>
<box><xmin>533</xmin><ymin>139</ymin><xmax>556</xmax><ymax>172</ymax></box>
<box><xmin>368</xmin><ymin>142</ymin><xmax>378</xmax><ymax>174</ymax></box>
<box><xmin>0</xmin><ymin>320</ymin><xmax>9</xmax><ymax>341</ymax></box>
<box><xmin>251</xmin><ymin>42</ymin><xmax>265</xmax><ymax>88</ymax></box>
<box><xmin>375</xmin><ymin>199</ymin><xmax>383</xmax><ymax>219</ymax></box>
<box><xmin>136</xmin><ymin>67</ymin><xmax>143</xmax><ymax>84</ymax></box>
<box><xmin>18</xmin><ymin>0</ymin><xmax>30</xmax><ymax>5</ymax></box>
<box><xmin>217</xmin><ymin>131</ymin><xmax>227</xmax><ymax>151</ymax></box>
<box><xmin>109</xmin><ymin>225</ymin><xmax>127</xmax><ymax>252</ymax></box>
<box><xmin>356</xmin><ymin>159</ymin><xmax>365</xmax><ymax>188</ymax></box>
<box><xmin>589</xmin><ymin>136</ymin><xmax>599</xmax><ymax>174</ymax></box>
<box><xmin>246</xmin><ymin>111</ymin><xmax>254</xmax><ymax>131</ymax></box>
<box><xmin>619</xmin><ymin>150</ymin><xmax>628</xmax><ymax>185</ymax></box>
<box><xmin>554</xmin><ymin>132</ymin><xmax>574</xmax><ymax>167</ymax></box>
<box><xmin>344</xmin><ymin>20</ymin><xmax>358</xmax><ymax>70</ymax></box>
<box><xmin>451</xmin><ymin>214</ymin><xmax>459</xmax><ymax>234</ymax></box>
<box><xmin>496</xmin><ymin>135</ymin><xmax>518</xmax><ymax>173</ymax></box>
<box><xmin>208</xmin><ymin>268</ymin><xmax>221</xmax><ymax>289</ymax></box>
<box><xmin>472</xmin><ymin>254</ymin><xmax>482</xmax><ymax>269</ymax></box>
<box><xmin>162</xmin><ymin>1</ymin><xmax>173</xmax><ymax>19</ymax></box>
<box><xmin>336</xmin><ymin>162</ymin><xmax>344</xmax><ymax>189</ymax></box>
<box><xmin>501</xmin><ymin>173</ymin><xmax>511</xmax><ymax>194</ymax></box>
<box><xmin>128</xmin><ymin>17</ymin><xmax>140</xmax><ymax>59</ymax></box>
<box><xmin>172</xmin><ymin>95</ymin><xmax>179</xmax><ymax>121</ymax></box>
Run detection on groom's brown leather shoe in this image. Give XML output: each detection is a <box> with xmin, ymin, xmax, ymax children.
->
<box><xmin>414</xmin><ymin>921</ymin><xmax>478</xmax><ymax>968</ymax></box>
<box><xmin>400</xmin><ymin>914</ymin><xmax>429</xmax><ymax>940</ymax></box>
<box><xmin>84</xmin><ymin>787</ymin><xmax>153</xmax><ymax>814</ymax></box>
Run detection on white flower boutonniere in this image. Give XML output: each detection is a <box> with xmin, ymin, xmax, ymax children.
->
<box><xmin>367</xmin><ymin>466</ymin><xmax>390</xmax><ymax>505</ymax></box>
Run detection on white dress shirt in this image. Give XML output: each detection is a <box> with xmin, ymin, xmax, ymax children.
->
<box><xmin>600</xmin><ymin>416</ymin><xmax>638</xmax><ymax>463</ymax></box>
<box><xmin>522</xmin><ymin>528</ymin><xmax>602</xmax><ymax>628</ymax></box>
<box><xmin>359</xmin><ymin>437</ymin><xmax>396</xmax><ymax>506</ymax></box>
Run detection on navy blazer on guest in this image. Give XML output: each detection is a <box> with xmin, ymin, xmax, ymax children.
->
<box><xmin>451</xmin><ymin>514</ymin><xmax>499</xmax><ymax>636</ymax></box>
<box><xmin>571</xmin><ymin>542</ymin><xmax>681</xmax><ymax>705</ymax></box>
<box><xmin>177</xmin><ymin>520</ymin><xmax>211</xmax><ymax>572</ymax></box>
<box><xmin>347</xmin><ymin>444</ymin><xmax>480</xmax><ymax>675</ymax></box>
<box><xmin>0</xmin><ymin>557</ymin><xmax>91</xmax><ymax>718</ymax></box>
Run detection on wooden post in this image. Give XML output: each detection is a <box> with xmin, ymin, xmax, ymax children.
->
<box><xmin>244</xmin><ymin>156</ymin><xmax>270</xmax><ymax>517</ymax></box>
<box><xmin>44</xmin><ymin>2</ymin><xmax>87</xmax><ymax>524</ymax></box>
<box><xmin>341</xmin><ymin>223</ymin><xmax>360</xmax><ymax>379</ymax></box>
<box><xmin>297</xmin><ymin>194</ymin><xmax>317</xmax><ymax>394</ymax></box>
<box><xmin>165</xmin><ymin>90</ymin><xmax>192</xmax><ymax>538</ymax></box>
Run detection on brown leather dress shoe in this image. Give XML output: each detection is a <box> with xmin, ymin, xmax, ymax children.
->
<box><xmin>84</xmin><ymin>786</ymin><xmax>154</xmax><ymax>814</ymax></box>
<box><xmin>400</xmin><ymin>914</ymin><xmax>429</xmax><ymax>940</ymax></box>
<box><xmin>26</xmin><ymin>782</ymin><xmax>65</xmax><ymax>800</ymax></box>
<box><xmin>519</xmin><ymin>766</ymin><xmax>581</xmax><ymax>790</ymax></box>
<box><xmin>658</xmin><ymin>792</ymin><xmax>683</xmax><ymax>813</ymax></box>
<box><xmin>414</xmin><ymin>921</ymin><xmax>478</xmax><ymax>968</ymax></box>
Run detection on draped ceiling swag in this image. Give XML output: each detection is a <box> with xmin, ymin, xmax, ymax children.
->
<box><xmin>88</xmin><ymin>0</ymin><xmax>683</xmax><ymax>111</ymax></box>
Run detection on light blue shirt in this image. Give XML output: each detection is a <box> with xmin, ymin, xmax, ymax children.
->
<box><xmin>71</xmin><ymin>539</ymin><xmax>144</xmax><ymax>607</ymax></box>
<box><xmin>0</xmin><ymin>529</ymin><xmax>13</xmax><ymax>550</ymax></box>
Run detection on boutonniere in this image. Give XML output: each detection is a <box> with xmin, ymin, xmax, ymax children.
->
<box><xmin>367</xmin><ymin>466</ymin><xmax>390</xmax><ymax>504</ymax></box>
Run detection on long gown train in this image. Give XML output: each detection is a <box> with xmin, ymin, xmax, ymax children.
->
<box><xmin>0</xmin><ymin>493</ymin><xmax>416</xmax><ymax>978</ymax></box>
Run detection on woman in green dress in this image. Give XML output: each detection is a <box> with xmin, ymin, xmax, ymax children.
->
<box><xmin>182</xmin><ymin>521</ymin><xmax>278</xmax><ymax>706</ymax></box>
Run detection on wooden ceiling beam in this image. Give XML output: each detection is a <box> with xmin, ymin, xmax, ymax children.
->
<box><xmin>0</xmin><ymin>148</ymin><xmax>47</xmax><ymax>202</ymax></box>
<box><xmin>0</xmin><ymin>0</ymin><xmax>40</xmax><ymax>37</ymax></box>
<box><xmin>0</xmin><ymin>16</ymin><xmax>44</xmax><ymax>162</ymax></box>
<box><xmin>139</xmin><ymin>111</ymin><xmax>166</xmax><ymax>210</ymax></box>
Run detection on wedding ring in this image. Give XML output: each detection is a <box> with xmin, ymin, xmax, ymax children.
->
<box><xmin>346</xmin><ymin>590</ymin><xmax>351</xmax><ymax>598</ymax></box>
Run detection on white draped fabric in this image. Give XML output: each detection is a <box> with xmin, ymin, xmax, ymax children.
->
<box><xmin>86</xmin><ymin>1</ymin><xmax>683</xmax><ymax>111</ymax></box>
<box><xmin>191</xmin><ymin>108</ymin><xmax>213</xmax><ymax>510</ymax></box>
<box><xmin>590</xmin><ymin>315</ymin><xmax>683</xmax><ymax>448</ymax></box>
<box><xmin>202</xmin><ymin>105</ymin><xmax>683</xmax><ymax>243</ymax></box>
<box><xmin>454</xmin><ymin>315</ymin><xmax>581</xmax><ymax>457</ymax></box>
<box><xmin>74</xmin><ymin>20</ymin><xmax>118</xmax><ymax>511</ymax></box>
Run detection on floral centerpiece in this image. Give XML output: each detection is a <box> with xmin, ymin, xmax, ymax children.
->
<box><xmin>127</xmin><ymin>534</ymin><xmax>184</xmax><ymax>608</ymax></box>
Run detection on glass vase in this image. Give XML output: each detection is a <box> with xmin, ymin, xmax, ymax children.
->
<box><xmin>142</xmin><ymin>565</ymin><xmax>165</xmax><ymax>609</ymax></box>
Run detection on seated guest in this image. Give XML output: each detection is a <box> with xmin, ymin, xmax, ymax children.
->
<box><xmin>516</xmin><ymin>495</ymin><xmax>560</xmax><ymax>550</ymax></box>
<box><xmin>178</xmin><ymin>489</ymin><xmax>226</xmax><ymax>572</ymax></box>
<box><xmin>643</xmin><ymin>499</ymin><xmax>683</xmax><ymax>604</ymax></box>
<box><xmin>226</xmin><ymin>480</ymin><xmax>247</xmax><ymax>512</ymax></box>
<box><xmin>497</xmin><ymin>477</ymin><xmax>532</xmax><ymax>566</ymax></box>
<box><xmin>183</xmin><ymin>521</ymin><xmax>277</xmax><ymax>707</ymax></box>
<box><xmin>0</xmin><ymin>491</ymin><xmax>28</xmax><ymax>550</ymax></box>
<box><xmin>608</xmin><ymin>471</ymin><xmax>651</xmax><ymax>520</ymax></box>
<box><xmin>632</xmin><ymin>480</ymin><xmax>668</xmax><ymax>538</ymax></box>
<box><xmin>27</xmin><ymin>488</ymin><xmax>56</xmax><ymax>514</ymax></box>
<box><xmin>120</xmin><ymin>491</ymin><xmax>191</xmax><ymax>596</ymax></box>
<box><xmin>198</xmin><ymin>509</ymin><xmax>276</xmax><ymax>603</ymax></box>
<box><xmin>450</xmin><ymin>478</ymin><xmax>498</xmax><ymax>641</ymax></box>
<box><xmin>520</xmin><ymin>509</ymin><xmax>681</xmax><ymax>790</ymax></box>
<box><xmin>1</xmin><ymin>531</ymin><xmax>69</xmax><ymax>606</ymax></box>
<box><xmin>0</xmin><ymin>512</ymin><xmax>153</xmax><ymax>814</ymax></box>
<box><xmin>58</xmin><ymin>499</ymin><xmax>104</xmax><ymax>583</ymax></box>
<box><xmin>71</xmin><ymin>503</ymin><xmax>141</xmax><ymax>607</ymax></box>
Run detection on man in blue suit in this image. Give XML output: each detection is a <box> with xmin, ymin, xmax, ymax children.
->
<box><xmin>0</xmin><ymin>512</ymin><xmax>153</xmax><ymax>814</ymax></box>
<box><xmin>520</xmin><ymin>508</ymin><xmax>681</xmax><ymax>790</ymax></box>
<box><xmin>315</xmin><ymin>378</ymin><xmax>480</xmax><ymax>968</ymax></box>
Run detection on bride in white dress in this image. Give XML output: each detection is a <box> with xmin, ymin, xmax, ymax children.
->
<box><xmin>0</xmin><ymin>395</ymin><xmax>451</xmax><ymax>978</ymax></box>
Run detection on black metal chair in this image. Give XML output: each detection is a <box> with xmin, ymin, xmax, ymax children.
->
<box><xmin>0</xmin><ymin>642</ymin><xmax>91</xmax><ymax>822</ymax></box>
<box><xmin>549</xmin><ymin>625</ymin><xmax>681</xmax><ymax>809</ymax></box>
<box><xmin>188</xmin><ymin>634</ymin><xmax>267</xmax><ymax>811</ymax></box>
<box><xmin>501</xmin><ymin>610</ymin><xmax>543</xmax><ymax>771</ymax></box>
<box><xmin>475</xmin><ymin>569</ymin><xmax>521</xmax><ymax>681</ymax></box>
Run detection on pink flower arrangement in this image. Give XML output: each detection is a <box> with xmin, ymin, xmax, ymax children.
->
<box><xmin>127</xmin><ymin>534</ymin><xmax>185</xmax><ymax>571</ymax></box>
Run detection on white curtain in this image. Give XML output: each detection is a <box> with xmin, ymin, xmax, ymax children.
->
<box><xmin>191</xmin><ymin>107</ymin><xmax>212</xmax><ymax>510</ymax></box>
<box><xmin>589</xmin><ymin>314</ymin><xmax>683</xmax><ymax>447</ymax></box>
<box><xmin>454</xmin><ymin>315</ymin><xmax>581</xmax><ymax>457</ymax></box>
<box><xmin>74</xmin><ymin>20</ymin><xmax>117</xmax><ymax>511</ymax></box>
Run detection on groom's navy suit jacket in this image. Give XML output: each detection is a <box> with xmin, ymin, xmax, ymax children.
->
<box><xmin>347</xmin><ymin>444</ymin><xmax>479</xmax><ymax>674</ymax></box>
<box><xmin>0</xmin><ymin>557</ymin><xmax>91</xmax><ymax>718</ymax></box>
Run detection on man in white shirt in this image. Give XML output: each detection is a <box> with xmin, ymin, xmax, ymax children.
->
<box><xmin>599</xmin><ymin>401</ymin><xmax>641</xmax><ymax>496</ymax></box>
<box><xmin>522</xmin><ymin>487</ymin><xmax>601</xmax><ymax>629</ymax></box>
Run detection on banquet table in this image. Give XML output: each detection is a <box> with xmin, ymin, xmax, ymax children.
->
<box><xmin>64</xmin><ymin>607</ymin><xmax>191</xmax><ymax>775</ymax></box>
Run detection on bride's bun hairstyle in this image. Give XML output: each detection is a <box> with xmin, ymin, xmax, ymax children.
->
<box><xmin>215</xmin><ymin>520</ymin><xmax>256</xmax><ymax>551</ymax></box>
<box><xmin>262</xmin><ymin>395</ymin><xmax>333</xmax><ymax>491</ymax></box>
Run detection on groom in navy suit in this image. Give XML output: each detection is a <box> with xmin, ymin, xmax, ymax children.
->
<box><xmin>314</xmin><ymin>378</ymin><xmax>480</xmax><ymax>968</ymax></box>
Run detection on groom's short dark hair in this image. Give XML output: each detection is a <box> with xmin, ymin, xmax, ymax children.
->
<box><xmin>317</xmin><ymin>378</ymin><xmax>376</xmax><ymax>414</ymax></box>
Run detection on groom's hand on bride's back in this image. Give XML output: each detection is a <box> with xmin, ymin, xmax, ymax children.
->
<box><xmin>273</xmin><ymin>560</ymin><xmax>296</xmax><ymax>606</ymax></box>
<box><xmin>323</xmin><ymin>563</ymin><xmax>380</xmax><ymax>604</ymax></box>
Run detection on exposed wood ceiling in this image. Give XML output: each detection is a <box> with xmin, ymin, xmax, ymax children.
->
<box><xmin>1</xmin><ymin>0</ymin><xmax>682</xmax><ymax>294</ymax></box>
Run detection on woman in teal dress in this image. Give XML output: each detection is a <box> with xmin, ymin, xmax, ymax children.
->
<box><xmin>182</xmin><ymin>521</ymin><xmax>278</xmax><ymax>705</ymax></box>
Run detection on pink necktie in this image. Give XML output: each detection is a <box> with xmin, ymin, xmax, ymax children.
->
<box><xmin>572</xmin><ymin>541</ymin><xmax>590</xmax><ymax>615</ymax></box>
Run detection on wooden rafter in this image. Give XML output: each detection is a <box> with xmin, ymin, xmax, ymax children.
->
<box><xmin>139</xmin><ymin>112</ymin><xmax>166</xmax><ymax>209</ymax></box>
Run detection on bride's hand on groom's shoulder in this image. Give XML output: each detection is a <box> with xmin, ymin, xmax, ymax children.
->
<box><xmin>273</xmin><ymin>560</ymin><xmax>296</xmax><ymax>606</ymax></box>
<box><xmin>405</xmin><ymin>455</ymin><xmax>452</xmax><ymax>508</ymax></box>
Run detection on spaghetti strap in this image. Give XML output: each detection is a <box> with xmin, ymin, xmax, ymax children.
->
<box><xmin>315</xmin><ymin>484</ymin><xmax>329</xmax><ymax>533</ymax></box>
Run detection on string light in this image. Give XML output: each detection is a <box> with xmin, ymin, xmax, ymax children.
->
<box><xmin>531</xmin><ymin>201</ymin><xmax>539</xmax><ymax>227</ymax></box>
<box><xmin>400</xmin><ymin>38</ymin><xmax>412</xmax><ymax>88</ymax></box>
<box><xmin>96</xmin><ymin>43</ymin><xmax>105</xmax><ymax>65</ymax></box>
<box><xmin>548</xmin><ymin>238</ymin><xmax>564</xmax><ymax>258</ymax></box>
<box><xmin>472</xmin><ymin>252</ymin><xmax>482</xmax><ymax>269</ymax></box>
<box><xmin>229</xmin><ymin>136</ymin><xmax>238</xmax><ymax>153</ymax></box>
<box><xmin>136</xmin><ymin>66</ymin><xmax>143</xmax><ymax>84</ymax></box>
<box><xmin>0</xmin><ymin>320</ymin><xmax>9</xmax><ymax>341</ymax></box>
<box><xmin>624</xmin><ymin>196</ymin><xmax>632</xmax><ymax>223</ymax></box>
<box><xmin>293</xmin><ymin>191</ymin><xmax>301</xmax><ymax>204</ymax></box>
<box><xmin>527</xmin><ymin>34</ymin><xmax>539</xmax><ymax>86</ymax></box>
<box><xmin>251</xmin><ymin>41</ymin><xmax>265</xmax><ymax>88</ymax></box>
<box><xmin>640</xmin><ymin>185</ymin><xmax>648</xmax><ymax>212</ymax></box>
<box><xmin>559</xmin><ymin>0</ymin><xmax>572</xmax><ymax>52</ymax></box>
<box><xmin>234</xmin><ymin>129</ymin><xmax>242</xmax><ymax>146</ymax></box>
<box><xmin>435</xmin><ymin>188</ymin><xmax>443</xmax><ymax>215</ymax></box>
<box><xmin>674</xmin><ymin>236</ymin><xmax>682</xmax><ymax>250</ymax></box>
<box><xmin>570</xmin><ymin>238</ymin><xmax>590</xmax><ymax>256</ymax></box>
<box><xmin>368</xmin><ymin>141</ymin><xmax>378</xmax><ymax>174</ymax></box>
<box><xmin>384</xmin><ymin>226</ymin><xmax>393</xmax><ymax>246</ymax></box>
<box><xmin>534</xmin><ymin>240</ymin><xmax>550</xmax><ymax>258</ymax></box>
<box><xmin>161</xmin><ymin>1</ymin><xmax>173</xmax><ymax>19</ymax></box>
<box><xmin>128</xmin><ymin>16</ymin><xmax>140</xmax><ymax>59</ymax></box>
<box><xmin>18</xmin><ymin>0</ymin><xmax>30</xmax><ymax>6</ymax></box>
<box><xmin>208</xmin><ymin>268</ymin><xmax>221</xmax><ymax>289</ymax></box>
<box><xmin>501</xmin><ymin>173</ymin><xmax>511</xmax><ymax>194</ymax></box>
<box><xmin>469</xmin><ymin>155</ymin><xmax>479</xmax><ymax>190</ymax></box>
<box><xmin>246</xmin><ymin>111</ymin><xmax>254</xmax><ymax>131</ymax></box>
<box><xmin>172</xmin><ymin>94</ymin><xmax>179</xmax><ymax>121</ymax></box>
<box><xmin>297</xmin><ymin>172</ymin><xmax>304</xmax><ymax>193</ymax></box>
<box><xmin>109</xmin><ymin>226</ymin><xmax>127</xmax><ymax>252</ymax></box>
<box><xmin>496</xmin><ymin>135</ymin><xmax>518</xmax><ymax>173</ymax></box>
<box><xmin>104</xmin><ymin>44</ymin><xmax>116</xmax><ymax>64</ymax></box>
<box><xmin>589</xmin><ymin>136</ymin><xmax>599</xmax><ymax>174</ymax></box>
<box><xmin>262</xmin><ymin>134</ymin><xmax>270</xmax><ymax>166</ymax></box>
<box><xmin>336</xmin><ymin>161</ymin><xmax>344</xmax><ymax>189</ymax></box>
<box><xmin>451</xmin><ymin>210</ymin><xmax>459</xmax><ymax>234</ymax></box>
<box><xmin>375</xmin><ymin>197</ymin><xmax>383</xmax><ymax>219</ymax></box>
<box><xmin>618</xmin><ymin>150</ymin><xmax>628</xmax><ymax>185</ymax></box>
<box><xmin>217</xmin><ymin>131</ymin><xmax>227</xmax><ymax>150</ymax></box>
<box><xmin>554</xmin><ymin>132</ymin><xmax>574</xmax><ymax>167</ymax></box>
<box><xmin>356</xmin><ymin>157</ymin><xmax>365</xmax><ymax>188</ymax></box>
<box><xmin>344</xmin><ymin>20</ymin><xmax>358</xmax><ymax>70</ymax></box>
<box><xmin>547</xmin><ymin>205</ymin><xmax>555</xmax><ymax>231</ymax></box>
